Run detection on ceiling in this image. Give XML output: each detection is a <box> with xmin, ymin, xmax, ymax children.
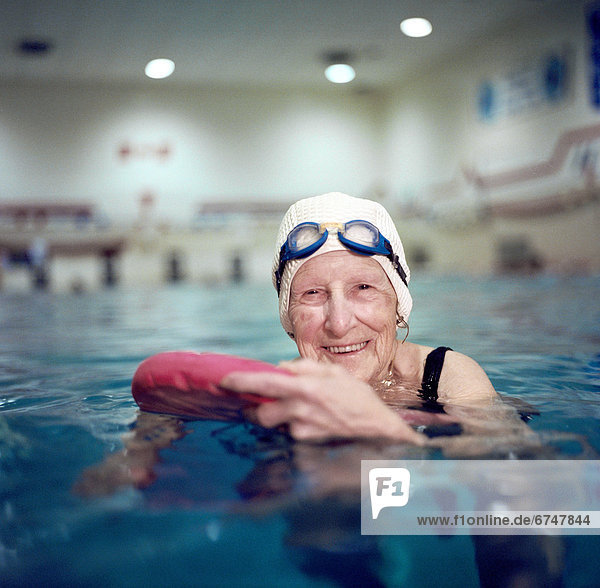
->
<box><xmin>1</xmin><ymin>0</ymin><xmax>566</xmax><ymax>90</ymax></box>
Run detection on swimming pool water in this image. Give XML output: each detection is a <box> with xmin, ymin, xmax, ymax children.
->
<box><xmin>1</xmin><ymin>276</ymin><xmax>599</xmax><ymax>586</ymax></box>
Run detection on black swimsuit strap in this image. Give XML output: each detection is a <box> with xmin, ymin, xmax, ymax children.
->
<box><xmin>418</xmin><ymin>346</ymin><xmax>452</xmax><ymax>403</ymax></box>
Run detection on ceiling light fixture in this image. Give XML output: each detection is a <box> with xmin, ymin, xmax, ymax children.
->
<box><xmin>145</xmin><ymin>58</ymin><xmax>175</xmax><ymax>79</ymax></box>
<box><xmin>322</xmin><ymin>50</ymin><xmax>356</xmax><ymax>84</ymax></box>
<box><xmin>325</xmin><ymin>63</ymin><xmax>356</xmax><ymax>84</ymax></box>
<box><xmin>400</xmin><ymin>17</ymin><xmax>433</xmax><ymax>38</ymax></box>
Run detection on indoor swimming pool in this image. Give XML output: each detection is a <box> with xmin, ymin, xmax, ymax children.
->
<box><xmin>1</xmin><ymin>275</ymin><xmax>599</xmax><ymax>586</ymax></box>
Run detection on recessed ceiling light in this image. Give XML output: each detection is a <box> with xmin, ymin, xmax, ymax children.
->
<box><xmin>321</xmin><ymin>50</ymin><xmax>356</xmax><ymax>84</ymax></box>
<box><xmin>324</xmin><ymin>63</ymin><xmax>356</xmax><ymax>84</ymax></box>
<box><xmin>400</xmin><ymin>17</ymin><xmax>433</xmax><ymax>38</ymax></box>
<box><xmin>145</xmin><ymin>58</ymin><xmax>175</xmax><ymax>79</ymax></box>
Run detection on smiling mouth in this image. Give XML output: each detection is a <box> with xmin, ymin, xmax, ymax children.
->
<box><xmin>324</xmin><ymin>341</ymin><xmax>368</xmax><ymax>354</ymax></box>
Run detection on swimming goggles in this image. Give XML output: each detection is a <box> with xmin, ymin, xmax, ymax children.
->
<box><xmin>275</xmin><ymin>220</ymin><xmax>408</xmax><ymax>294</ymax></box>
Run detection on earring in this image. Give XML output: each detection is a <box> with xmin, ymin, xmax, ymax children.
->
<box><xmin>396</xmin><ymin>316</ymin><xmax>409</xmax><ymax>343</ymax></box>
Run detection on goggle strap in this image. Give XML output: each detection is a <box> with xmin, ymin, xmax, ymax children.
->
<box><xmin>384</xmin><ymin>241</ymin><xmax>409</xmax><ymax>288</ymax></box>
<box><xmin>275</xmin><ymin>268</ymin><xmax>282</xmax><ymax>294</ymax></box>
<box><xmin>275</xmin><ymin>243</ymin><xmax>287</xmax><ymax>294</ymax></box>
<box><xmin>395</xmin><ymin>257</ymin><xmax>409</xmax><ymax>288</ymax></box>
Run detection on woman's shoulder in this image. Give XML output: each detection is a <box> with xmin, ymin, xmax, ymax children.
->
<box><xmin>438</xmin><ymin>349</ymin><xmax>497</xmax><ymax>402</ymax></box>
<box><xmin>395</xmin><ymin>342</ymin><xmax>496</xmax><ymax>402</ymax></box>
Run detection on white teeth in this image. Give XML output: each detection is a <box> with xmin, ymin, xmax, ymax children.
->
<box><xmin>326</xmin><ymin>342</ymin><xmax>368</xmax><ymax>354</ymax></box>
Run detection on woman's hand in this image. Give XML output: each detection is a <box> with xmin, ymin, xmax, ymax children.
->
<box><xmin>221</xmin><ymin>358</ymin><xmax>425</xmax><ymax>445</ymax></box>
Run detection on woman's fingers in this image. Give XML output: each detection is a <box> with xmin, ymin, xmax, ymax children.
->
<box><xmin>220</xmin><ymin>370</ymin><xmax>298</xmax><ymax>399</ymax></box>
<box><xmin>253</xmin><ymin>398</ymin><xmax>295</xmax><ymax>428</ymax></box>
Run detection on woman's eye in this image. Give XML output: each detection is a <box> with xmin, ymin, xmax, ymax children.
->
<box><xmin>299</xmin><ymin>288</ymin><xmax>326</xmax><ymax>303</ymax></box>
<box><xmin>358</xmin><ymin>284</ymin><xmax>371</xmax><ymax>290</ymax></box>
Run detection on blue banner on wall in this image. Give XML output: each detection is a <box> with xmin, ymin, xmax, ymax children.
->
<box><xmin>477</xmin><ymin>49</ymin><xmax>570</xmax><ymax>123</ymax></box>
<box><xmin>588</xmin><ymin>1</ymin><xmax>600</xmax><ymax>107</ymax></box>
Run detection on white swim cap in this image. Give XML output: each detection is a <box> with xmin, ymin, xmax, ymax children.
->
<box><xmin>272</xmin><ymin>192</ymin><xmax>412</xmax><ymax>335</ymax></box>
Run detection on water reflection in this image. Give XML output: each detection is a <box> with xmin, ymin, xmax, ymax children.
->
<box><xmin>73</xmin><ymin>412</ymin><xmax>588</xmax><ymax>586</ymax></box>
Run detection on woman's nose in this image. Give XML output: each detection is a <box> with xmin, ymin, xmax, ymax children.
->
<box><xmin>324</xmin><ymin>293</ymin><xmax>354</xmax><ymax>337</ymax></box>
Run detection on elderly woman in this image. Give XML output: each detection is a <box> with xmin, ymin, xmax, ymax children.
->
<box><xmin>76</xmin><ymin>193</ymin><xmax>529</xmax><ymax>498</ymax></box>
<box><xmin>221</xmin><ymin>192</ymin><xmax>497</xmax><ymax>444</ymax></box>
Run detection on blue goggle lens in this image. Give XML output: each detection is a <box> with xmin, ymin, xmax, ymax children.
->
<box><xmin>341</xmin><ymin>220</ymin><xmax>385</xmax><ymax>251</ymax></box>
<box><xmin>287</xmin><ymin>222</ymin><xmax>325</xmax><ymax>255</ymax></box>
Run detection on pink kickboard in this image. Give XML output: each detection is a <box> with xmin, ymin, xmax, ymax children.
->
<box><xmin>132</xmin><ymin>351</ymin><xmax>283</xmax><ymax>420</ymax></box>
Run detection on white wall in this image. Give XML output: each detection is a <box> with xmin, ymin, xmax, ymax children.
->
<box><xmin>0</xmin><ymin>84</ymin><xmax>384</xmax><ymax>225</ymax></box>
<box><xmin>2</xmin><ymin>2</ymin><xmax>595</xmax><ymax>219</ymax></box>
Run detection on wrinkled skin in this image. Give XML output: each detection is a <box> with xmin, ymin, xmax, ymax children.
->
<box><xmin>288</xmin><ymin>251</ymin><xmax>398</xmax><ymax>383</ymax></box>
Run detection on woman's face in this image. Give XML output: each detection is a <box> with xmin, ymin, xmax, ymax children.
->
<box><xmin>288</xmin><ymin>250</ymin><xmax>398</xmax><ymax>383</ymax></box>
